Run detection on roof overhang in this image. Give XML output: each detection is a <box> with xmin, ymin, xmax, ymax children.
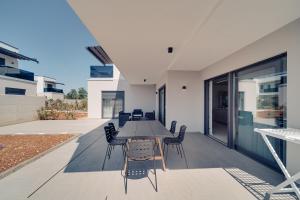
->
<box><xmin>68</xmin><ymin>0</ymin><xmax>300</xmax><ymax>84</ymax></box>
<box><xmin>87</xmin><ymin>46</ymin><xmax>113</xmax><ymax>65</ymax></box>
<box><xmin>0</xmin><ymin>46</ymin><xmax>39</xmax><ymax>63</ymax></box>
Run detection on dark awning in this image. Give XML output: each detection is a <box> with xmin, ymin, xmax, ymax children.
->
<box><xmin>0</xmin><ymin>46</ymin><xmax>39</xmax><ymax>63</ymax></box>
<box><xmin>87</xmin><ymin>46</ymin><xmax>113</xmax><ymax>65</ymax></box>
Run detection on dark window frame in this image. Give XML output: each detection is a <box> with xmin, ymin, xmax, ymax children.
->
<box><xmin>5</xmin><ymin>87</ymin><xmax>26</xmax><ymax>95</ymax></box>
<box><xmin>90</xmin><ymin>65</ymin><xmax>114</xmax><ymax>78</ymax></box>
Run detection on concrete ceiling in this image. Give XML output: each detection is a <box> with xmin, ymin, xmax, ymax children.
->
<box><xmin>68</xmin><ymin>0</ymin><xmax>300</xmax><ymax>84</ymax></box>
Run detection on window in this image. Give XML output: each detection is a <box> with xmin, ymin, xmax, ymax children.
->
<box><xmin>90</xmin><ymin>65</ymin><xmax>113</xmax><ymax>78</ymax></box>
<box><xmin>102</xmin><ymin>91</ymin><xmax>124</xmax><ymax>118</ymax></box>
<box><xmin>5</xmin><ymin>87</ymin><xmax>26</xmax><ymax>95</ymax></box>
<box><xmin>235</xmin><ymin>54</ymin><xmax>287</xmax><ymax>171</ymax></box>
<box><xmin>0</xmin><ymin>58</ymin><xmax>5</xmax><ymax>66</ymax></box>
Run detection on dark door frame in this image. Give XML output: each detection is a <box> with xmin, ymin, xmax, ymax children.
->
<box><xmin>158</xmin><ymin>85</ymin><xmax>166</xmax><ymax>126</ymax></box>
<box><xmin>204</xmin><ymin>73</ymin><xmax>234</xmax><ymax>148</ymax></box>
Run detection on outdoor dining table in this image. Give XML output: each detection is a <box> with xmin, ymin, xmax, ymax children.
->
<box><xmin>255</xmin><ymin>128</ymin><xmax>300</xmax><ymax>199</ymax></box>
<box><xmin>118</xmin><ymin>120</ymin><xmax>170</xmax><ymax>171</ymax></box>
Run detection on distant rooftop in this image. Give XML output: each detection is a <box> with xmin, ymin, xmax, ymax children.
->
<box><xmin>0</xmin><ymin>41</ymin><xmax>38</xmax><ymax>63</ymax></box>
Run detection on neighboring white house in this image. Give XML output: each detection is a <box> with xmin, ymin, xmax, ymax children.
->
<box><xmin>35</xmin><ymin>75</ymin><xmax>64</xmax><ymax>100</ymax></box>
<box><xmin>0</xmin><ymin>41</ymin><xmax>45</xmax><ymax>126</ymax></box>
<box><xmin>87</xmin><ymin>46</ymin><xmax>155</xmax><ymax>119</ymax></box>
<box><xmin>69</xmin><ymin>1</ymin><xmax>300</xmax><ymax>181</ymax></box>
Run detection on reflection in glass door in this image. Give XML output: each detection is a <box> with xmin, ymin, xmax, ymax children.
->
<box><xmin>158</xmin><ymin>85</ymin><xmax>166</xmax><ymax>126</ymax></box>
<box><xmin>235</xmin><ymin>54</ymin><xmax>287</xmax><ymax>170</ymax></box>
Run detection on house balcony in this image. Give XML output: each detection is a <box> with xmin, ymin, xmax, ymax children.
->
<box><xmin>44</xmin><ymin>87</ymin><xmax>63</xmax><ymax>93</ymax></box>
<box><xmin>0</xmin><ymin>65</ymin><xmax>34</xmax><ymax>81</ymax></box>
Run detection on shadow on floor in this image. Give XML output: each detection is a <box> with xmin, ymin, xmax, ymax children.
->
<box><xmin>63</xmin><ymin>123</ymin><xmax>296</xmax><ymax>200</ymax></box>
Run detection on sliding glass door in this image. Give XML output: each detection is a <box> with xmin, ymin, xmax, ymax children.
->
<box><xmin>208</xmin><ymin>75</ymin><xmax>229</xmax><ymax>144</ymax></box>
<box><xmin>235</xmin><ymin>54</ymin><xmax>287</xmax><ymax>170</ymax></box>
<box><xmin>205</xmin><ymin>53</ymin><xmax>287</xmax><ymax>171</ymax></box>
<box><xmin>102</xmin><ymin>91</ymin><xmax>124</xmax><ymax>119</ymax></box>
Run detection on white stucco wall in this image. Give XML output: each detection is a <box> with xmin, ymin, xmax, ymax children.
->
<box><xmin>0</xmin><ymin>75</ymin><xmax>37</xmax><ymax>96</ymax></box>
<box><xmin>197</xmin><ymin>18</ymin><xmax>300</xmax><ymax>177</ymax></box>
<box><xmin>43</xmin><ymin>92</ymin><xmax>64</xmax><ymax>100</ymax></box>
<box><xmin>88</xmin><ymin>66</ymin><xmax>156</xmax><ymax>118</ymax></box>
<box><xmin>0</xmin><ymin>95</ymin><xmax>45</xmax><ymax>126</ymax></box>
<box><xmin>0</xmin><ymin>52</ymin><xmax>18</xmax><ymax>68</ymax></box>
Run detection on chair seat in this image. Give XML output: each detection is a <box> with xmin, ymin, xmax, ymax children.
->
<box><xmin>163</xmin><ymin>137</ymin><xmax>181</xmax><ymax>144</ymax></box>
<box><xmin>110</xmin><ymin>138</ymin><xmax>127</xmax><ymax>145</ymax></box>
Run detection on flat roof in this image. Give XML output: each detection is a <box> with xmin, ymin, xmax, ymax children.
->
<box><xmin>0</xmin><ymin>46</ymin><xmax>38</xmax><ymax>63</ymax></box>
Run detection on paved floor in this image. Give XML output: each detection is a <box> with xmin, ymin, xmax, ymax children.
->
<box><xmin>0</xmin><ymin>120</ymin><xmax>297</xmax><ymax>200</ymax></box>
<box><xmin>0</xmin><ymin>119</ymin><xmax>107</xmax><ymax>135</ymax></box>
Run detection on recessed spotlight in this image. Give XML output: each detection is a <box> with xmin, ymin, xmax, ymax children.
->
<box><xmin>168</xmin><ymin>47</ymin><xmax>173</xmax><ymax>53</ymax></box>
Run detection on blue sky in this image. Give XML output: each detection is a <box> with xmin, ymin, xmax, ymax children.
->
<box><xmin>0</xmin><ymin>0</ymin><xmax>99</xmax><ymax>92</ymax></box>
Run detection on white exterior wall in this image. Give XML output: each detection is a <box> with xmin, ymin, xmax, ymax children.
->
<box><xmin>88</xmin><ymin>66</ymin><xmax>156</xmax><ymax>118</ymax></box>
<box><xmin>155</xmin><ymin>71</ymin><xmax>202</xmax><ymax>132</ymax></box>
<box><xmin>0</xmin><ymin>52</ymin><xmax>19</xmax><ymax>68</ymax></box>
<box><xmin>0</xmin><ymin>75</ymin><xmax>37</xmax><ymax>96</ymax></box>
<box><xmin>197</xmin><ymin>18</ymin><xmax>300</xmax><ymax>177</ymax></box>
<box><xmin>0</xmin><ymin>95</ymin><xmax>45</xmax><ymax>126</ymax></box>
<box><xmin>44</xmin><ymin>92</ymin><xmax>64</xmax><ymax>100</ymax></box>
<box><xmin>34</xmin><ymin>76</ymin><xmax>64</xmax><ymax>100</ymax></box>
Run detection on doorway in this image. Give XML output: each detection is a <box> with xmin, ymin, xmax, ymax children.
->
<box><xmin>158</xmin><ymin>85</ymin><xmax>166</xmax><ymax>126</ymax></box>
<box><xmin>208</xmin><ymin>75</ymin><xmax>229</xmax><ymax>144</ymax></box>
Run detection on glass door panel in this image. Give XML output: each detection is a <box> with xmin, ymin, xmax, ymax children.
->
<box><xmin>235</xmin><ymin>55</ymin><xmax>287</xmax><ymax>170</ymax></box>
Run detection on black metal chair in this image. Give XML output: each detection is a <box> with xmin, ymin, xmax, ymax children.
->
<box><xmin>145</xmin><ymin>111</ymin><xmax>155</xmax><ymax>120</ymax></box>
<box><xmin>102</xmin><ymin>126</ymin><xmax>127</xmax><ymax>170</ymax></box>
<box><xmin>123</xmin><ymin>137</ymin><xmax>158</xmax><ymax>193</ymax></box>
<box><xmin>163</xmin><ymin>125</ymin><xmax>188</xmax><ymax>168</ymax></box>
<box><xmin>119</xmin><ymin>111</ymin><xmax>131</xmax><ymax>127</ymax></box>
<box><xmin>108</xmin><ymin>122</ymin><xmax>119</xmax><ymax>136</ymax></box>
<box><xmin>169</xmin><ymin>120</ymin><xmax>177</xmax><ymax>136</ymax></box>
<box><xmin>132</xmin><ymin>109</ymin><xmax>143</xmax><ymax>121</ymax></box>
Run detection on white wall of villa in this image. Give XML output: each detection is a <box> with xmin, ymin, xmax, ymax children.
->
<box><xmin>0</xmin><ymin>52</ymin><xmax>19</xmax><ymax>68</ymax></box>
<box><xmin>155</xmin><ymin>18</ymin><xmax>300</xmax><ymax>177</ymax></box>
<box><xmin>0</xmin><ymin>75</ymin><xmax>37</xmax><ymax>96</ymax></box>
<box><xmin>34</xmin><ymin>75</ymin><xmax>64</xmax><ymax>100</ymax></box>
<box><xmin>88</xmin><ymin>66</ymin><xmax>156</xmax><ymax>118</ymax></box>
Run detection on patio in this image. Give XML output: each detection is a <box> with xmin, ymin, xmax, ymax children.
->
<box><xmin>0</xmin><ymin>120</ymin><xmax>296</xmax><ymax>200</ymax></box>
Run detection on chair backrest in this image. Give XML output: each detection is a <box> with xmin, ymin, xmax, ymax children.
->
<box><xmin>127</xmin><ymin>138</ymin><xmax>155</xmax><ymax>161</ymax></box>
<box><xmin>133</xmin><ymin>109</ymin><xmax>143</xmax><ymax>114</ymax></box>
<box><xmin>104</xmin><ymin>126</ymin><xmax>114</xmax><ymax>143</ymax></box>
<box><xmin>170</xmin><ymin>120</ymin><xmax>177</xmax><ymax>134</ymax></box>
<box><xmin>177</xmin><ymin>125</ymin><xmax>187</xmax><ymax>142</ymax></box>
<box><xmin>108</xmin><ymin>122</ymin><xmax>116</xmax><ymax>132</ymax></box>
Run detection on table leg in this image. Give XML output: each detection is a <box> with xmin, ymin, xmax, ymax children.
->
<box><xmin>261</xmin><ymin>133</ymin><xmax>300</xmax><ymax>199</ymax></box>
<box><xmin>156</xmin><ymin>137</ymin><xmax>166</xmax><ymax>171</ymax></box>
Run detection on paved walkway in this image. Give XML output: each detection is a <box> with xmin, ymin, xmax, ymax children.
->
<box><xmin>0</xmin><ymin>119</ymin><xmax>107</xmax><ymax>135</ymax></box>
<box><xmin>0</xmin><ymin>120</ymin><xmax>295</xmax><ymax>200</ymax></box>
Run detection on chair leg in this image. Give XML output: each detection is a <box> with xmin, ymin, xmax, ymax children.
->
<box><xmin>177</xmin><ymin>144</ymin><xmax>183</xmax><ymax>158</ymax></box>
<box><xmin>102</xmin><ymin>144</ymin><xmax>110</xmax><ymax>170</ymax></box>
<box><xmin>108</xmin><ymin>145</ymin><xmax>112</xmax><ymax>159</ymax></box>
<box><xmin>153</xmin><ymin>157</ymin><xmax>158</xmax><ymax>192</ymax></box>
<box><xmin>165</xmin><ymin>144</ymin><xmax>169</xmax><ymax>162</ymax></box>
<box><xmin>181</xmin><ymin>144</ymin><xmax>188</xmax><ymax>168</ymax></box>
<box><xmin>176</xmin><ymin>145</ymin><xmax>180</xmax><ymax>155</ymax></box>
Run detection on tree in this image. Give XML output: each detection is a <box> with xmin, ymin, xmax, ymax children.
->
<box><xmin>78</xmin><ymin>87</ymin><xmax>88</xmax><ymax>99</ymax></box>
<box><xmin>66</xmin><ymin>89</ymin><xmax>78</xmax><ymax>99</ymax></box>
